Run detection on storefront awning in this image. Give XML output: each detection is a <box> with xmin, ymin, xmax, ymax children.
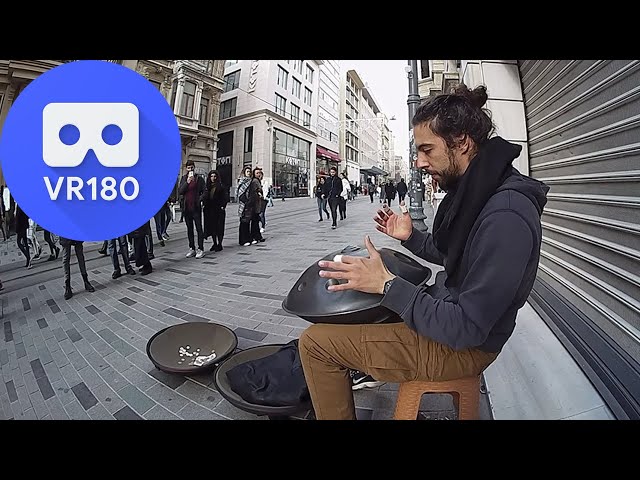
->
<box><xmin>316</xmin><ymin>146</ymin><xmax>341</xmax><ymax>162</ymax></box>
<box><xmin>361</xmin><ymin>166</ymin><xmax>387</xmax><ymax>176</ymax></box>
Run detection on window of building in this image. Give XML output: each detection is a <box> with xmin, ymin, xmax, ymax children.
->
<box><xmin>304</xmin><ymin>87</ymin><xmax>312</xmax><ymax>106</ymax></box>
<box><xmin>303</xmin><ymin>111</ymin><xmax>311</xmax><ymax>128</ymax></box>
<box><xmin>290</xmin><ymin>103</ymin><xmax>300</xmax><ymax>123</ymax></box>
<box><xmin>420</xmin><ymin>60</ymin><xmax>432</xmax><ymax>79</ymax></box>
<box><xmin>219</xmin><ymin>97</ymin><xmax>237</xmax><ymax>120</ymax></box>
<box><xmin>149</xmin><ymin>79</ymin><xmax>162</xmax><ymax>90</ymax></box>
<box><xmin>223</xmin><ymin>70</ymin><xmax>240</xmax><ymax>92</ymax></box>
<box><xmin>179</xmin><ymin>80</ymin><xmax>197</xmax><ymax>117</ymax></box>
<box><xmin>274</xmin><ymin>129</ymin><xmax>287</xmax><ymax>155</ymax></box>
<box><xmin>199</xmin><ymin>97</ymin><xmax>209</xmax><ymax>125</ymax></box>
<box><xmin>291</xmin><ymin>78</ymin><xmax>301</xmax><ymax>99</ymax></box>
<box><xmin>244</xmin><ymin>126</ymin><xmax>253</xmax><ymax>153</ymax></box>
<box><xmin>277</xmin><ymin>66</ymin><xmax>289</xmax><ymax>90</ymax></box>
<box><xmin>170</xmin><ymin>81</ymin><xmax>178</xmax><ymax>110</ymax></box>
<box><xmin>287</xmin><ymin>135</ymin><xmax>299</xmax><ymax>158</ymax></box>
<box><xmin>346</xmin><ymin>146</ymin><xmax>358</xmax><ymax>163</ymax></box>
<box><xmin>275</xmin><ymin>94</ymin><xmax>287</xmax><ymax>116</ymax></box>
<box><xmin>272</xmin><ymin>128</ymin><xmax>311</xmax><ymax>197</ymax></box>
<box><xmin>225</xmin><ymin>60</ymin><xmax>239</xmax><ymax>68</ymax></box>
<box><xmin>305</xmin><ymin>64</ymin><xmax>314</xmax><ymax>84</ymax></box>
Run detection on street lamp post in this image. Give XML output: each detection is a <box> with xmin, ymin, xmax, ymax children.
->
<box><xmin>406</xmin><ymin>60</ymin><xmax>428</xmax><ymax>232</ymax></box>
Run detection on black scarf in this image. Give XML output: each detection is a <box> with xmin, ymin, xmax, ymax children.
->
<box><xmin>432</xmin><ymin>137</ymin><xmax>522</xmax><ymax>287</ymax></box>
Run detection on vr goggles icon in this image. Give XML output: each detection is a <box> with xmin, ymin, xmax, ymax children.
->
<box><xmin>43</xmin><ymin>102</ymin><xmax>139</xmax><ymax>168</ymax></box>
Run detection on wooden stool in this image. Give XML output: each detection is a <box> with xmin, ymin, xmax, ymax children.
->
<box><xmin>393</xmin><ymin>376</ymin><xmax>481</xmax><ymax>420</ymax></box>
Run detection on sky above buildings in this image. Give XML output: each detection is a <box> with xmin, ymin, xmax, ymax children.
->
<box><xmin>341</xmin><ymin>60</ymin><xmax>410</xmax><ymax>161</ymax></box>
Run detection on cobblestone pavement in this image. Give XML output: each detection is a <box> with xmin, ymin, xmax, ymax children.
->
<box><xmin>0</xmin><ymin>195</ymin><xmax>491</xmax><ymax>420</ymax></box>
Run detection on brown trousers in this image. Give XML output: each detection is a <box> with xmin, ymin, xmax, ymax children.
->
<box><xmin>299</xmin><ymin>322</ymin><xmax>498</xmax><ymax>420</ymax></box>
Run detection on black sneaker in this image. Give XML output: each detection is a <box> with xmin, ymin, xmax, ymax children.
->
<box><xmin>350</xmin><ymin>370</ymin><xmax>385</xmax><ymax>391</ymax></box>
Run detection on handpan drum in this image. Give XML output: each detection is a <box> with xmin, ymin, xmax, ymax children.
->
<box><xmin>282</xmin><ymin>245</ymin><xmax>432</xmax><ymax>325</ymax></box>
<box><xmin>146</xmin><ymin>322</ymin><xmax>238</xmax><ymax>375</ymax></box>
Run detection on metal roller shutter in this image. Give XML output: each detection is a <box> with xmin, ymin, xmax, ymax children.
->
<box><xmin>518</xmin><ymin>60</ymin><xmax>640</xmax><ymax>419</ymax></box>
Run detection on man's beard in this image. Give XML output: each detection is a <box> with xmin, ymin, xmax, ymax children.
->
<box><xmin>436</xmin><ymin>148</ymin><xmax>462</xmax><ymax>191</ymax></box>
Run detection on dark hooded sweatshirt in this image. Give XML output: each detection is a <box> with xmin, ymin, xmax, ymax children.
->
<box><xmin>380</xmin><ymin>138</ymin><xmax>549</xmax><ymax>353</ymax></box>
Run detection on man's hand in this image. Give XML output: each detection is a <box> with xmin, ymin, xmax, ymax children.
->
<box><xmin>318</xmin><ymin>235</ymin><xmax>395</xmax><ymax>294</ymax></box>
<box><xmin>187</xmin><ymin>175</ymin><xmax>193</xmax><ymax>184</ymax></box>
<box><xmin>374</xmin><ymin>201</ymin><xmax>413</xmax><ymax>242</ymax></box>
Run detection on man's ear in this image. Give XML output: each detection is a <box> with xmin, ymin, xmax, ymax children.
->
<box><xmin>456</xmin><ymin>134</ymin><xmax>472</xmax><ymax>154</ymax></box>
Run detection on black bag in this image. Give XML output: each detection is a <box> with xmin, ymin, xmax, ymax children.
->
<box><xmin>239</xmin><ymin>190</ymin><xmax>248</xmax><ymax>204</ymax></box>
<box><xmin>225</xmin><ymin>340</ymin><xmax>310</xmax><ymax>407</ymax></box>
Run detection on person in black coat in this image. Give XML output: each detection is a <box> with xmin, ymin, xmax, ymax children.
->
<box><xmin>59</xmin><ymin>237</ymin><xmax>95</xmax><ymax>300</ymax></box>
<box><xmin>396</xmin><ymin>178</ymin><xmax>408</xmax><ymax>204</ymax></box>
<box><xmin>178</xmin><ymin>160</ymin><xmax>206</xmax><ymax>258</ymax></box>
<box><xmin>201</xmin><ymin>170</ymin><xmax>228</xmax><ymax>252</ymax></box>
<box><xmin>129</xmin><ymin>220</ymin><xmax>153</xmax><ymax>275</ymax></box>
<box><xmin>240</xmin><ymin>168</ymin><xmax>265</xmax><ymax>244</ymax></box>
<box><xmin>315</xmin><ymin>177</ymin><xmax>330</xmax><ymax>221</ymax></box>
<box><xmin>384</xmin><ymin>181</ymin><xmax>397</xmax><ymax>207</ymax></box>
<box><xmin>15</xmin><ymin>204</ymin><xmax>31</xmax><ymax>268</ymax></box>
<box><xmin>322</xmin><ymin>166</ymin><xmax>342</xmax><ymax>229</ymax></box>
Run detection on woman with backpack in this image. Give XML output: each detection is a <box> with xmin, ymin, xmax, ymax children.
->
<box><xmin>236</xmin><ymin>166</ymin><xmax>253</xmax><ymax>246</ymax></box>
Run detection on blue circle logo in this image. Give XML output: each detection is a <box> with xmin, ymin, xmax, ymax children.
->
<box><xmin>0</xmin><ymin>60</ymin><xmax>181</xmax><ymax>241</ymax></box>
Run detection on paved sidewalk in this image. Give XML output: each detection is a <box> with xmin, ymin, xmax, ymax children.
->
<box><xmin>0</xmin><ymin>195</ymin><xmax>489</xmax><ymax>420</ymax></box>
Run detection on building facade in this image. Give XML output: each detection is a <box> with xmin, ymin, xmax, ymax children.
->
<box><xmin>217</xmin><ymin>60</ymin><xmax>322</xmax><ymax>198</ymax></box>
<box><xmin>0</xmin><ymin>60</ymin><xmax>69</xmax><ymax>186</ymax></box>
<box><xmin>340</xmin><ymin>70</ymin><xmax>364</xmax><ymax>184</ymax></box>
<box><xmin>339</xmin><ymin>69</ymin><xmax>396</xmax><ymax>188</ymax></box>
<box><xmin>164</xmin><ymin>60</ymin><xmax>226</xmax><ymax>177</ymax></box>
<box><xmin>393</xmin><ymin>155</ymin><xmax>407</xmax><ymax>183</ymax></box>
<box><xmin>417</xmin><ymin>59</ymin><xmax>460</xmax><ymax>99</ymax></box>
<box><xmin>379</xmin><ymin>113</ymin><xmax>392</xmax><ymax>177</ymax></box>
<box><xmin>0</xmin><ymin>59</ymin><xmax>226</xmax><ymax>191</ymax></box>
<box><xmin>359</xmin><ymin>85</ymin><xmax>383</xmax><ymax>185</ymax></box>
<box><xmin>315</xmin><ymin>60</ymin><xmax>342</xmax><ymax>180</ymax></box>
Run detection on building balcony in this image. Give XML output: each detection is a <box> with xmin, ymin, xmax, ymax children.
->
<box><xmin>176</xmin><ymin>114</ymin><xmax>200</xmax><ymax>136</ymax></box>
<box><xmin>5</xmin><ymin>60</ymin><xmax>67</xmax><ymax>80</ymax></box>
<box><xmin>176</xmin><ymin>60</ymin><xmax>217</xmax><ymax>77</ymax></box>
